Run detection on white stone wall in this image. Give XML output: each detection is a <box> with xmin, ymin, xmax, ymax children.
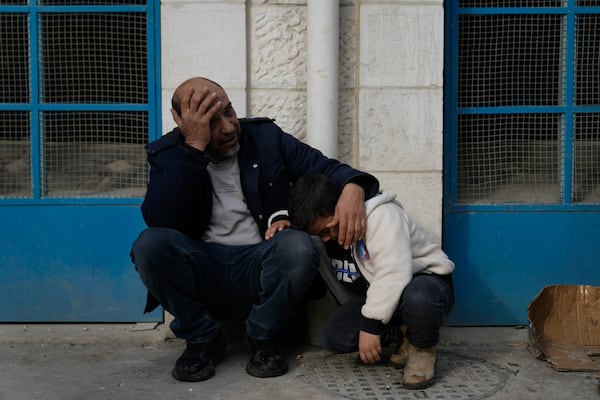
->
<box><xmin>358</xmin><ymin>2</ymin><xmax>445</xmax><ymax>235</ymax></box>
<box><xmin>249</xmin><ymin>1</ymin><xmax>307</xmax><ymax>144</ymax></box>
<box><xmin>160</xmin><ymin>0</ymin><xmax>248</xmax><ymax>134</ymax></box>
<box><xmin>161</xmin><ymin>0</ymin><xmax>445</xmax><ymax>235</ymax></box>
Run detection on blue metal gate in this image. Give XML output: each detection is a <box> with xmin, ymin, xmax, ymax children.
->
<box><xmin>0</xmin><ymin>1</ymin><xmax>161</xmax><ymax>322</ymax></box>
<box><xmin>443</xmin><ymin>1</ymin><xmax>600</xmax><ymax>325</ymax></box>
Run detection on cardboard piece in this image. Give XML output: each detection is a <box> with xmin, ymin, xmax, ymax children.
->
<box><xmin>528</xmin><ymin>285</ymin><xmax>600</xmax><ymax>371</ymax></box>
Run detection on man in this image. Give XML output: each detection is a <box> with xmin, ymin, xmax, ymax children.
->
<box><xmin>130</xmin><ymin>77</ymin><xmax>379</xmax><ymax>382</ymax></box>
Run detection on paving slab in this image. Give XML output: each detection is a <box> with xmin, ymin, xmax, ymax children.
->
<box><xmin>0</xmin><ymin>325</ymin><xmax>598</xmax><ymax>400</ymax></box>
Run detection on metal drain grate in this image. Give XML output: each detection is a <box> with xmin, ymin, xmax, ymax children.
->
<box><xmin>309</xmin><ymin>350</ymin><xmax>508</xmax><ymax>400</ymax></box>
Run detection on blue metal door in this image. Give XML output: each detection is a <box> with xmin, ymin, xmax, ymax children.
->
<box><xmin>0</xmin><ymin>2</ymin><xmax>161</xmax><ymax>322</ymax></box>
<box><xmin>443</xmin><ymin>1</ymin><xmax>600</xmax><ymax>325</ymax></box>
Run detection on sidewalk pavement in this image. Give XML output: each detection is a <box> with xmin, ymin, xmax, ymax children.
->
<box><xmin>1</xmin><ymin>323</ymin><xmax>598</xmax><ymax>400</ymax></box>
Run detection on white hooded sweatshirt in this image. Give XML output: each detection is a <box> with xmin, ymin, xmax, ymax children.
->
<box><xmin>353</xmin><ymin>191</ymin><xmax>455</xmax><ymax>325</ymax></box>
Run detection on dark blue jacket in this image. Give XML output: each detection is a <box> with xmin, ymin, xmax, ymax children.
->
<box><xmin>141</xmin><ymin>117</ymin><xmax>380</xmax><ymax>238</ymax></box>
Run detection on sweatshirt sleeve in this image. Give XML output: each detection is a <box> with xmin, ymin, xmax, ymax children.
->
<box><xmin>360</xmin><ymin>203</ymin><xmax>414</xmax><ymax>325</ymax></box>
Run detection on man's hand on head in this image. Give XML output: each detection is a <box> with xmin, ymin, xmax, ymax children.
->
<box><xmin>328</xmin><ymin>182</ymin><xmax>366</xmax><ymax>249</ymax></box>
<box><xmin>172</xmin><ymin>86</ymin><xmax>221</xmax><ymax>152</ymax></box>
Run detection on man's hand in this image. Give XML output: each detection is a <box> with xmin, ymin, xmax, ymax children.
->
<box><xmin>172</xmin><ymin>86</ymin><xmax>221</xmax><ymax>151</ymax></box>
<box><xmin>358</xmin><ymin>330</ymin><xmax>382</xmax><ymax>364</ymax></box>
<box><xmin>264</xmin><ymin>220</ymin><xmax>291</xmax><ymax>240</ymax></box>
<box><xmin>328</xmin><ymin>183</ymin><xmax>366</xmax><ymax>249</ymax></box>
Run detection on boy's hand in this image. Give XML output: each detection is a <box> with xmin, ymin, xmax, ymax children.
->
<box><xmin>264</xmin><ymin>220</ymin><xmax>291</xmax><ymax>240</ymax></box>
<box><xmin>358</xmin><ymin>330</ymin><xmax>382</xmax><ymax>364</ymax></box>
<box><xmin>330</xmin><ymin>183</ymin><xmax>366</xmax><ymax>249</ymax></box>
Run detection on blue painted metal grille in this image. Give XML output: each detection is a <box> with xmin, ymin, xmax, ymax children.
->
<box><xmin>0</xmin><ymin>2</ymin><xmax>157</xmax><ymax>202</ymax></box>
<box><xmin>446</xmin><ymin>1</ymin><xmax>600</xmax><ymax>209</ymax></box>
<box><xmin>40</xmin><ymin>13</ymin><xmax>148</xmax><ymax>104</ymax></box>
<box><xmin>573</xmin><ymin>113</ymin><xmax>600</xmax><ymax>202</ymax></box>
<box><xmin>0</xmin><ymin>111</ymin><xmax>30</xmax><ymax>197</ymax></box>
<box><xmin>457</xmin><ymin>113</ymin><xmax>562</xmax><ymax>204</ymax></box>
<box><xmin>0</xmin><ymin>13</ymin><xmax>29</xmax><ymax>102</ymax></box>
<box><xmin>458</xmin><ymin>14</ymin><xmax>564</xmax><ymax>108</ymax></box>
<box><xmin>41</xmin><ymin>111</ymin><xmax>148</xmax><ymax>197</ymax></box>
<box><xmin>460</xmin><ymin>1</ymin><xmax>564</xmax><ymax>6</ymax></box>
<box><xmin>39</xmin><ymin>1</ymin><xmax>145</xmax><ymax>4</ymax></box>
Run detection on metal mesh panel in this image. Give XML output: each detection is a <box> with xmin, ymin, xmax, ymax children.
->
<box><xmin>458</xmin><ymin>14</ymin><xmax>565</xmax><ymax>108</ymax></box>
<box><xmin>41</xmin><ymin>112</ymin><xmax>148</xmax><ymax>198</ymax></box>
<box><xmin>0</xmin><ymin>13</ymin><xmax>29</xmax><ymax>103</ymax></box>
<box><xmin>39</xmin><ymin>1</ymin><xmax>146</xmax><ymax>4</ymax></box>
<box><xmin>1</xmin><ymin>5</ymin><xmax>152</xmax><ymax>201</ymax></box>
<box><xmin>459</xmin><ymin>1</ymin><xmax>564</xmax><ymax>7</ymax></box>
<box><xmin>0</xmin><ymin>112</ymin><xmax>31</xmax><ymax>198</ymax></box>
<box><xmin>454</xmin><ymin>3</ymin><xmax>600</xmax><ymax>207</ymax></box>
<box><xmin>457</xmin><ymin>114</ymin><xmax>562</xmax><ymax>204</ymax></box>
<box><xmin>575</xmin><ymin>15</ymin><xmax>600</xmax><ymax>105</ymax></box>
<box><xmin>40</xmin><ymin>13</ymin><xmax>148</xmax><ymax>104</ymax></box>
<box><xmin>573</xmin><ymin>114</ymin><xmax>600</xmax><ymax>203</ymax></box>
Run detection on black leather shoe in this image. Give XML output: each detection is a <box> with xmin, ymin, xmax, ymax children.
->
<box><xmin>245</xmin><ymin>336</ymin><xmax>288</xmax><ymax>378</ymax></box>
<box><xmin>171</xmin><ymin>334</ymin><xmax>226</xmax><ymax>382</ymax></box>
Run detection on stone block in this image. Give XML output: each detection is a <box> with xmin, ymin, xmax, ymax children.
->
<box><xmin>359</xmin><ymin>88</ymin><xmax>443</xmax><ymax>171</ymax></box>
<box><xmin>161</xmin><ymin>3</ymin><xmax>246</xmax><ymax>89</ymax></box>
<box><xmin>376</xmin><ymin>171</ymin><xmax>443</xmax><ymax>237</ymax></box>
<box><xmin>359</xmin><ymin>4</ymin><xmax>443</xmax><ymax>87</ymax></box>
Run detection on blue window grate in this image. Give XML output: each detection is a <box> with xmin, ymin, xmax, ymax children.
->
<box><xmin>445</xmin><ymin>0</ymin><xmax>600</xmax><ymax>211</ymax></box>
<box><xmin>0</xmin><ymin>1</ymin><xmax>159</xmax><ymax>204</ymax></box>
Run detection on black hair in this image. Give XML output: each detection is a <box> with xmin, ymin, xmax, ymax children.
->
<box><xmin>288</xmin><ymin>174</ymin><xmax>341</xmax><ymax>231</ymax></box>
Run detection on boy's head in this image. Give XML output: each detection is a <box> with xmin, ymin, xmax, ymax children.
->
<box><xmin>288</xmin><ymin>174</ymin><xmax>341</xmax><ymax>242</ymax></box>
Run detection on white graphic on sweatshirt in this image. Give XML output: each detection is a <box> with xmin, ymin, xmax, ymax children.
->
<box><xmin>331</xmin><ymin>258</ymin><xmax>361</xmax><ymax>283</ymax></box>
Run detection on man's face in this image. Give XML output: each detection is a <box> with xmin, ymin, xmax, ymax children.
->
<box><xmin>308</xmin><ymin>215</ymin><xmax>338</xmax><ymax>242</ymax></box>
<box><xmin>204</xmin><ymin>86</ymin><xmax>241</xmax><ymax>160</ymax></box>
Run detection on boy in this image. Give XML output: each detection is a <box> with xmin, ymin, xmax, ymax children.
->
<box><xmin>288</xmin><ymin>174</ymin><xmax>455</xmax><ymax>389</ymax></box>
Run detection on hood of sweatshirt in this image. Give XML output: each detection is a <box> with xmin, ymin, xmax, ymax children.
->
<box><xmin>365</xmin><ymin>191</ymin><xmax>402</xmax><ymax>217</ymax></box>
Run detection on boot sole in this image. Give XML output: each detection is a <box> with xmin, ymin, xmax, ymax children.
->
<box><xmin>245</xmin><ymin>363</ymin><xmax>288</xmax><ymax>378</ymax></box>
<box><xmin>172</xmin><ymin>362</ymin><xmax>216</xmax><ymax>382</ymax></box>
<box><xmin>402</xmin><ymin>376</ymin><xmax>436</xmax><ymax>390</ymax></box>
<box><xmin>171</xmin><ymin>336</ymin><xmax>227</xmax><ymax>382</ymax></box>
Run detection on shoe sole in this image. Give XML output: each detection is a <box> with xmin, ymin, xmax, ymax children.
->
<box><xmin>171</xmin><ymin>337</ymin><xmax>227</xmax><ymax>382</ymax></box>
<box><xmin>245</xmin><ymin>363</ymin><xmax>288</xmax><ymax>378</ymax></box>
<box><xmin>402</xmin><ymin>376</ymin><xmax>436</xmax><ymax>390</ymax></box>
<box><xmin>172</xmin><ymin>362</ymin><xmax>216</xmax><ymax>382</ymax></box>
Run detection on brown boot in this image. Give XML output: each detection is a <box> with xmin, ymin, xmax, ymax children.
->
<box><xmin>389</xmin><ymin>336</ymin><xmax>409</xmax><ymax>369</ymax></box>
<box><xmin>402</xmin><ymin>344</ymin><xmax>436</xmax><ymax>390</ymax></box>
<box><xmin>389</xmin><ymin>324</ymin><xmax>408</xmax><ymax>369</ymax></box>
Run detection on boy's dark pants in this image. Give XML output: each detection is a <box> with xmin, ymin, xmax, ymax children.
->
<box><xmin>319</xmin><ymin>266</ymin><xmax>455</xmax><ymax>351</ymax></box>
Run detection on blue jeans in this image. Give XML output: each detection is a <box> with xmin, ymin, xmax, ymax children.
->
<box><xmin>130</xmin><ymin>227</ymin><xmax>320</xmax><ymax>342</ymax></box>
<box><xmin>320</xmin><ymin>273</ymin><xmax>454</xmax><ymax>351</ymax></box>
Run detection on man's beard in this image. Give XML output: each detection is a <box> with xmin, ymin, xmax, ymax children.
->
<box><xmin>205</xmin><ymin>141</ymin><xmax>240</xmax><ymax>162</ymax></box>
